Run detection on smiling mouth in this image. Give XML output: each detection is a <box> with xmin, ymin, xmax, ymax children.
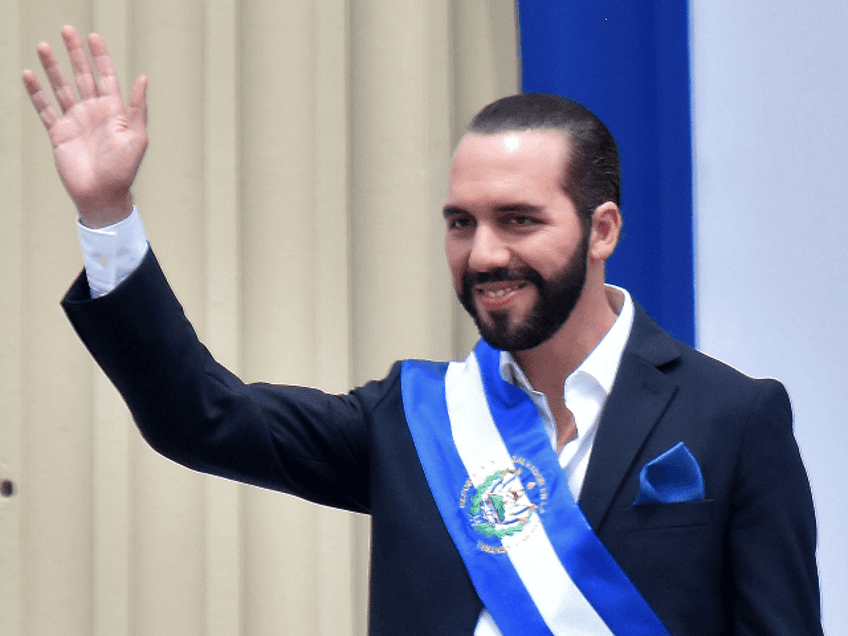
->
<box><xmin>476</xmin><ymin>282</ymin><xmax>528</xmax><ymax>308</ymax></box>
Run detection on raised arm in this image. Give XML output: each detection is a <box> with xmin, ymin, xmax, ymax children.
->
<box><xmin>22</xmin><ymin>25</ymin><xmax>148</xmax><ymax>228</ymax></box>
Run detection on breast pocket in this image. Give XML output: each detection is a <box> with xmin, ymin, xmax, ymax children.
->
<box><xmin>604</xmin><ymin>499</ymin><xmax>726</xmax><ymax>632</ymax></box>
<box><xmin>613</xmin><ymin>499</ymin><xmax>717</xmax><ymax>532</ymax></box>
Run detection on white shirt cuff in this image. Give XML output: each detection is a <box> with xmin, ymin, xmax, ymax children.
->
<box><xmin>77</xmin><ymin>207</ymin><xmax>149</xmax><ymax>298</ymax></box>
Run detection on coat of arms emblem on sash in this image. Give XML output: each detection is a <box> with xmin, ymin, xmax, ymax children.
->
<box><xmin>459</xmin><ymin>457</ymin><xmax>548</xmax><ymax>554</ymax></box>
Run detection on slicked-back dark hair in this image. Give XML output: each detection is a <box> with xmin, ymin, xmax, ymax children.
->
<box><xmin>467</xmin><ymin>93</ymin><xmax>620</xmax><ymax>231</ymax></box>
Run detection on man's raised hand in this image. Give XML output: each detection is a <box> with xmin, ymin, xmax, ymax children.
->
<box><xmin>22</xmin><ymin>26</ymin><xmax>148</xmax><ymax>228</ymax></box>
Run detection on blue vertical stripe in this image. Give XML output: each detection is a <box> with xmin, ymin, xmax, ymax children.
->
<box><xmin>517</xmin><ymin>1</ymin><xmax>695</xmax><ymax>345</ymax></box>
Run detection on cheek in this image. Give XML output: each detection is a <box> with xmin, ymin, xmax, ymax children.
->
<box><xmin>529</xmin><ymin>231</ymin><xmax>583</xmax><ymax>274</ymax></box>
<box><xmin>444</xmin><ymin>237</ymin><xmax>468</xmax><ymax>286</ymax></box>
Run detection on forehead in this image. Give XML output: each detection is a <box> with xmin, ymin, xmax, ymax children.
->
<box><xmin>447</xmin><ymin>130</ymin><xmax>570</xmax><ymax>201</ymax></box>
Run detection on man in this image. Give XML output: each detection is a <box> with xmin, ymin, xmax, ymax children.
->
<box><xmin>24</xmin><ymin>26</ymin><xmax>821</xmax><ymax>635</ymax></box>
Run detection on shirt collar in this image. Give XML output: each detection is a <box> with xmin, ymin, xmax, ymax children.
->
<box><xmin>577</xmin><ymin>285</ymin><xmax>634</xmax><ymax>395</ymax></box>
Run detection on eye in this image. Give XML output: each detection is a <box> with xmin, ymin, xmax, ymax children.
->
<box><xmin>504</xmin><ymin>214</ymin><xmax>539</xmax><ymax>228</ymax></box>
<box><xmin>446</xmin><ymin>215</ymin><xmax>473</xmax><ymax>230</ymax></box>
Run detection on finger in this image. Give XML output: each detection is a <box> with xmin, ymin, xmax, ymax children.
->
<box><xmin>62</xmin><ymin>25</ymin><xmax>98</xmax><ymax>100</ymax></box>
<box><xmin>22</xmin><ymin>69</ymin><xmax>61</xmax><ymax>130</ymax></box>
<box><xmin>37</xmin><ymin>41</ymin><xmax>76</xmax><ymax>114</ymax></box>
<box><xmin>129</xmin><ymin>75</ymin><xmax>149</xmax><ymax>128</ymax></box>
<box><xmin>88</xmin><ymin>33</ymin><xmax>122</xmax><ymax>100</ymax></box>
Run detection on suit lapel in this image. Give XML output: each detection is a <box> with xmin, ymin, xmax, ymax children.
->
<box><xmin>578</xmin><ymin>306</ymin><xmax>681</xmax><ymax>531</ymax></box>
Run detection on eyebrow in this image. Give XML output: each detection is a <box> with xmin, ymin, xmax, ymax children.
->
<box><xmin>442</xmin><ymin>203</ymin><xmax>544</xmax><ymax>218</ymax></box>
<box><xmin>493</xmin><ymin>204</ymin><xmax>544</xmax><ymax>215</ymax></box>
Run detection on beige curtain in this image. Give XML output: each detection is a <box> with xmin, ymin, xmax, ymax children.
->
<box><xmin>0</xmin><ymin>1</ymin><xmax>518</xmax><ymax>634</ymax></box>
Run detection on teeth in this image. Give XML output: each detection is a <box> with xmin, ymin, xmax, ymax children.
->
<box><xmin>484</xmin><ymin>287</ymin><xmax>516</xmax><ymax>298</ymax></box>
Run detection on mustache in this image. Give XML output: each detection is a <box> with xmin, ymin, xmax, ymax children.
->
<box><xmin>462</xmin><ymin>266</ymin><xmax>545</xmax><ymax>288</ymax></box>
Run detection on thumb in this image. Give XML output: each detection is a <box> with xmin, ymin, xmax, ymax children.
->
<box><xmin>129</xmin><ymin>75</ymin><xmax>148</xmax><ymax>128</ymax></box>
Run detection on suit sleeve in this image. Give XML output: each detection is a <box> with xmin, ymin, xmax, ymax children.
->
<box><xmin>729</xmin><ymin>379</ymin><xmax>822</xmax><ymax>636</ymax></box>
<box><xmin>62</xmin><ymin>249</ymin><xmax>383</xmax><ymax>514</ymax></box>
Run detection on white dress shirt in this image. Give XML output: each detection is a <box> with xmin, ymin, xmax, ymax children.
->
<box><xmin>500</xmin><ymin>286</ymin><xmax>634</xmax><ymax>501</ymax></box>
<box><xmin>76</xmin><ymin>208</ymin><xmax>149</xmax><ymax>298</ymax></box>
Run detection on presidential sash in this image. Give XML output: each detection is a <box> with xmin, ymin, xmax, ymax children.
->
<box><xmin>401</xmin><ymin>340</ymin><xmax>670</xmax><ymax>636</ymax></box>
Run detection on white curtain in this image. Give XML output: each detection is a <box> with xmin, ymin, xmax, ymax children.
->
<box><xmin>0</xmin><ymin>1</ymin><xmax>518</xmax><ymax>634</ymax></box>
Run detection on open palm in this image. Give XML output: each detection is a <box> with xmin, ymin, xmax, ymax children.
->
<box><xmin>23</xmin><ymin>26</ymin><xmax>148</xmax><ymax>227</ymax></box>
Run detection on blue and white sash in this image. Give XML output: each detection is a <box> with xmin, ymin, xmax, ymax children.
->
<box><xmin>401</xmin><ymin>341</ymin><xmax>670</xmax><ymax>636</ymax></box>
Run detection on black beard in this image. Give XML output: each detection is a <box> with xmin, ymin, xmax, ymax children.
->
<box><xmin>458</xmin><ymin>236</ymin><xmax>589</xmax><ymax>351</ymax></box>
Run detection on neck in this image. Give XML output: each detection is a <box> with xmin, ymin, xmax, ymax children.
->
<box><xmin>511</xmin><ymin>277</ymin><xmax>619</xmax><ymax>397</ymax></box>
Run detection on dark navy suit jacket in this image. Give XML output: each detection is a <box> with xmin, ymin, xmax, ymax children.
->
<box><xmin>62</xmin><ymin>250</ymin><xmax>822</xmax><ymax>635</ymax></box>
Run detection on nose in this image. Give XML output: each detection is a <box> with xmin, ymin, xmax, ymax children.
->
<box><xmin>467</xmin><ymin>225</ymin><xmax>511</xmax><ymax>272</ymax></box>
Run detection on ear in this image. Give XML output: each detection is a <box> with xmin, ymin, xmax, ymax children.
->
<box><xmin>588</xmin><ymin>201</ymin><xmax>622</xmax><ymax>262</ymax></box>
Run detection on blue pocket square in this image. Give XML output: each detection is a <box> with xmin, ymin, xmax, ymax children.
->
<box><xmin>633</xmin><ymin>442</ymin><xmax>705</xmax><ymax>505</ymax></box>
